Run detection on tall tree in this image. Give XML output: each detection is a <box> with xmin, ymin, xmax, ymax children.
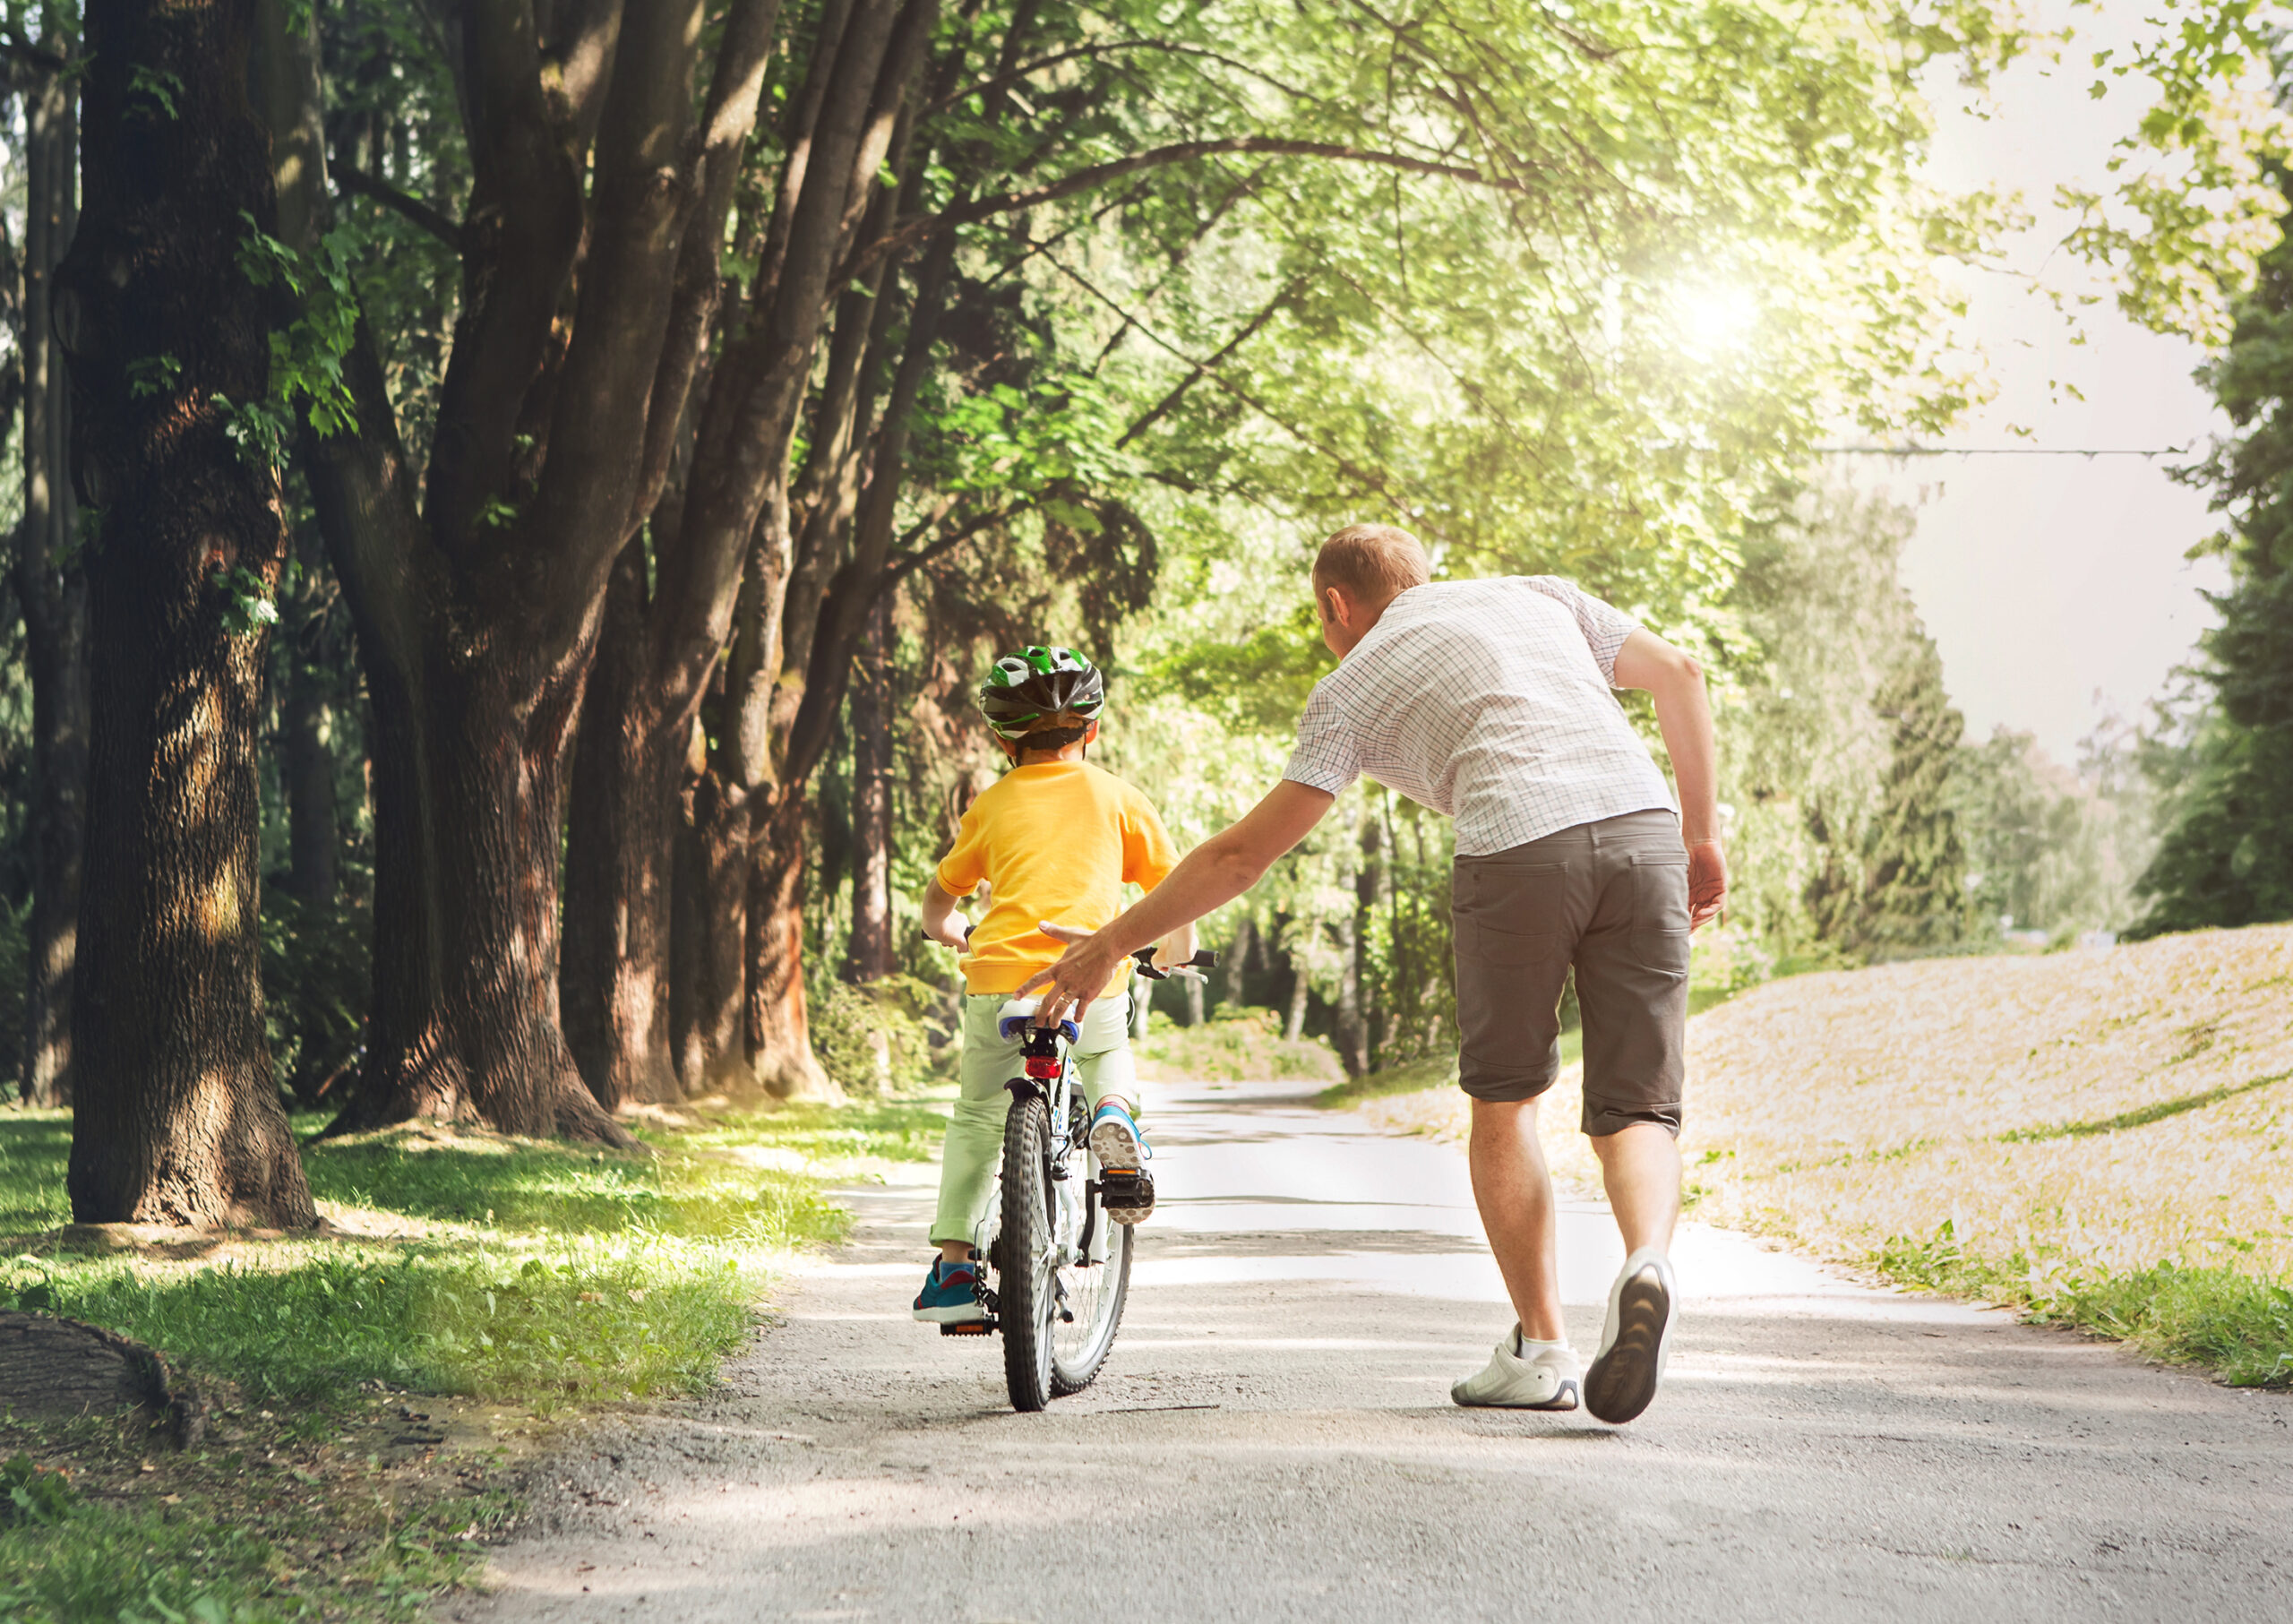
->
<box><xmin>8</xmin><ymin>13</ymin><xmax>89</xmax><ymax>1108</ymax></box>
<box><xmin>57</xmin><ymin>0</ymin><xmax>314</xmax><ymax>1227</ymax></box>
<box><xmin>2139</xmin><ymin>176</ymin><xmax>2293</xmax><ymax>934</ymax></box>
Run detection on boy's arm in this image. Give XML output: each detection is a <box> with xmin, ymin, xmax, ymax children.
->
<box><xmin>919</xmin><ymin>875</ymin><xmax>973</xmax><ymax>949</ymax></box>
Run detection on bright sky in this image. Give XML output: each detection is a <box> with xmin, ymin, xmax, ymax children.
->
<box><xmin>1856</xmin><ymin>4</ymin><xmax>2237</xmax><ymax>764</ymax></box>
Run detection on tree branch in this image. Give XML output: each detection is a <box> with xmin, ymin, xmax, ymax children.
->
<box><xmin>847</xmin><ymin>137</ymin><xmax>1546</xmax><ymax>281</ymax></box>
<box><xmin>335</xmin><ymin>163</ymin><xmax>466</xmax><ymax>252</ymax></box>
<box><xmin>1117</xmin><ymin>279</ymin><xmax>1298</xmax><ymax>448</ymax></box>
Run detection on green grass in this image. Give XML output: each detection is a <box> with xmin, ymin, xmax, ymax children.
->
<box><xmin>1312</xmin><ymin>1030</ymin><xmax>1584</xmax><ymax>1108</ymax></box>
<box><xmin>1878</xmin><ymin>1223</ymin><xmax>2293</xmax><ymax>1388</ymax></box>
<box><xmin>0</xmin><ymin>1447</ymin><xmax>511</xmax><ymax>1624</ymax></box>
<box><xmin>1996</xmin><ymin>1070</ymin><xmax>2293</xmax><ymax>1144</ymax></box>
<box><xmin>0</xmin><ymin>1104</ymin><xmax>949</xmax><ymax>1407</ymax></box>
<box><xmin>0</xmin><ymin>1097</ymin><xmax>948</xmax><ymax>1622</ymax></box>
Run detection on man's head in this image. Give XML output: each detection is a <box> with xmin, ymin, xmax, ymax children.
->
<box><xmin>977</xmin><ymin>645</ymin><xmax>1106</xmax><ymax>763</ymax></box>
<box><xmin>1312</xmin><ymin>524</ymin><xmax>1430</xmax><ymax>657</ymax></box>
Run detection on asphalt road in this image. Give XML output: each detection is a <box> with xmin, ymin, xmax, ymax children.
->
<box><xmin>452</xmin><ymin>1079</ymin><xmax>2293</xmax><ymax>1623</ymax></box>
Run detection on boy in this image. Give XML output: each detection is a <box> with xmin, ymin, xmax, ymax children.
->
<box><xmin>913</xmin><ymin>645</ymin><xmax>1193</xmax><ymax>1324</ymax></box>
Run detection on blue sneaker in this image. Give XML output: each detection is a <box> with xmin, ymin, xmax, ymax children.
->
<box><xmin>1088</xmin><ymin>1103</ymin><xmax>1155</xmax><ymax>1224</ymax></box>
<box><xmin>912</xmin><ymin>1258</ymin><xmax>985</xmax><ymax>1324</ymax></box>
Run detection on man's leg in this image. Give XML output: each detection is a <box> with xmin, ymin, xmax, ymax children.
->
<box><xmin>1468</xmin><ymin>1096</ymin><xmax>1567</xmax><ymax>1344</ymax></box>
<box><xmin>1589</xmin><ymin>1121</ymin><xmax>1681</xmax><ymax>1259</ymax></box>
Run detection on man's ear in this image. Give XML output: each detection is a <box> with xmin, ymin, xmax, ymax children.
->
<box><xmin>1085</xmin><ymin>720</ymin><xmax>1101</xmax><ymax>745</ymax></box>
<box><xmin>1322</xmin><ymin>583</ymin><xmax>1350</xmax><ymax>628</ymax></box>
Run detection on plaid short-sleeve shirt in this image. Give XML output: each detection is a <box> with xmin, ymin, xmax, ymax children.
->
<box><xmin>1283</xmin><ymin>576</ymin><xmax>1676</xmax><ymax>856</ymax></box>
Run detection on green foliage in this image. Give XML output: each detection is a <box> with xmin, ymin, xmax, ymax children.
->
<box><xmin>1138</xmin><ymin>1008</ymin><xmax>1341</xmax><ymax>1084</ymax></box>
<box><xmin>261</xmin><ymin>891</ymin><xmax>370</xmax><ymax>1104</ymax></box>
<box><xmin>210</xmin><ymin>565</ymin><xmax>279</xmax><ymax>637</ymax></box>
<box><xmin>1725</xmin><ymin>487</ymin><xmax>1971</xmax><ymax>959</ymax></box>
<box><xmin>1877</xmin><ymin>1224</ymin><xmax>2293</xmax><ymax>1388</ymax></box>
<box><xmin>125</xmin><ymin>64</ymin><xmax>181</xmax><ymax>122</ymax></box>
<box><xmin>807</xmin><ymin>975</ymin><xmax>943</xmax><ymax>1095</ymax></box>
<box><xmin>2139</xmin><ymin>174</ymin><xmax>2293</xmax><ymax>934</ymax></box>
<box><xmin>2</xmin><ymin>1452</ymin><xmax>79</xmax><ymax>1526</ymax></box>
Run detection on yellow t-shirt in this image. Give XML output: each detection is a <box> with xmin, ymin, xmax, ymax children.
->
<box><xmin>935</xmin><ymin>760</ymin><xmax>1179</xmax><ymax>995</ymax></box>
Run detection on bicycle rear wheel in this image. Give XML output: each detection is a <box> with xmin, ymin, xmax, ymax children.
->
<box><xmin>998</xmin><ymin>1092</ymin><xmax>1057</xmax><ymax>1412</ymax></box>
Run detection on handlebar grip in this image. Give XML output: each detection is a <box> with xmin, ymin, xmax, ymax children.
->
<box><xmin>1131</xmin><ymin>946</ymin><xmax>1221</xmax><ymax>980</ymax></box>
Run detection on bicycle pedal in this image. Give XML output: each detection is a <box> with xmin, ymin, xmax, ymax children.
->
<box><xmin>940</xmin><ymin>1319</ymin><xmax>998</xmax><ymax>1337</ymax></box>
<box><xmin>1096</xmin><ymin>1169</ymin><xmax>1155</xmax><ymax>1215</ymax></box>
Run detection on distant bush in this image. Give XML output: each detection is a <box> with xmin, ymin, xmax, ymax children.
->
<box><xmin>1139</xmin><ymin>1006</ymin><xmax>1341</xmax><ymax>1084</ymax></box>
<box><xmin>260</xmin><ymin>889</ymin><xmax>371</xmax><ymax>1105</ymax></box>
<box><xmin>810</xmin><ymin>975</ymin><xmax>945</xmax><ymax>1095</ymax></box>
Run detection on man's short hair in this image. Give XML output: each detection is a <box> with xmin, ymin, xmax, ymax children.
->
<box><xmin>1313</xmin><ymin>524</ymin><xmax>1431</xmax><ymax>605</ymax></box>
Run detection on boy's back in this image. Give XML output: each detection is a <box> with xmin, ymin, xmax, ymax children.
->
<box><xmin>937</xmin><ymin>760</ymin><xmax>1176</xmax><ymax>995</ymax></box>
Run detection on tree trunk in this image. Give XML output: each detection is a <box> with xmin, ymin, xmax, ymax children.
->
<box><xmin>1284</xmin><ymin>958</ymin><xmax>1310</xmax><ymax>1043</ymax></box>
<box><xmin>673</xmin><ymin>764</ymin><xmax>754</xmax><ymax>1091</ymax></box>
<box><xmin>845</xmin><ymin>594</ymin><xmax>894</xmax><ymax>982</ymax></box>
<box><xmin>563</xmin><ymin>546</ymin><xmax>683</xmax><ymax>1108</ymax></box>
<box><xmin>17</xmin><ymin>44</ymin><xmax>88</xmax><ymax>1110</ymax></box>
<box><xmin>59</xmin><ymin>0</ymin><xmax>314</xmax><ymax>1228</ymax></box>
<box><xmin>745</xmin><ymin>787</ymin><xmax>837</xmax><ymax>1098</ymax></box>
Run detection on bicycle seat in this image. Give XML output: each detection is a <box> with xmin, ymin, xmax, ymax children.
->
<box><xmin>996</xmin><ymin>997</ymin><xmax>1078</xmax><ymax>1044</ymax></box>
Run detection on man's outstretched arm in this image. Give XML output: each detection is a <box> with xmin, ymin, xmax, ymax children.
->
<box><xmin>1612</xmin><ymin>627</ymin><xmax>1727</xmax><ymax>929</ymax></box>
<box><xmin>1020</xmin><ymin>780</ymin><xmax>1335</xmax><ymax>1019</ymax></box>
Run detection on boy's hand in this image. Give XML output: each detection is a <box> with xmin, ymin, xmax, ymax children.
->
<box><xmin>1019</xmin><ymin>921</ymin><xmax>1123</xmax><ymax>1024</ymax></box>
<box><xmin>925</xmin><ymin>916</ymin><xmax>972</xmax><ymax>950</ymax></box>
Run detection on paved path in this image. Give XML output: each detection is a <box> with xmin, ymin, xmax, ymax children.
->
<box><xmin>455</xmin><ymin>1080</ymin><xmax>2293</xmax><ymax>1623</ymax></box>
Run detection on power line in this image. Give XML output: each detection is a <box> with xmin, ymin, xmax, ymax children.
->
<box><xmin>1816</xmin><ymin>443</ymin><xmax>2191</xmax><ymax>459</ymax></box>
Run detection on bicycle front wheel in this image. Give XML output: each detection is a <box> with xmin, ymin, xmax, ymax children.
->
<box><xmin>1051</xmin><ymin>1204</ymin><xmax>1130</xmax><ymax>1396</ymax></box>
<box><xmin>998</xmin><ymin>1091</ymin><xmax>1057</xmax><ymax>1412</ymax></box>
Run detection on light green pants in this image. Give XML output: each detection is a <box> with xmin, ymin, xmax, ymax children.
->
<box><xmin>930</xmin><ymin>989</ymin><xmax>1139</xmax><ymax>1249</ymax></box>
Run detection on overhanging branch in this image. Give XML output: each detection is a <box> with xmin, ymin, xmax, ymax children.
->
<box><xmin>335</xmin><ymin>163</ymin><xmax>467</xmax><ymax>253</ymax></box>
<box><xmin>845</xmin><ymin>136</ymin><xmax>1546</xmax><ymax>281</ymax></box>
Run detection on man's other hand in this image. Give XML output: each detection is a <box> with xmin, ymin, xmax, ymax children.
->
<box><xmin>1688</xmin><ymin>839</ymin><xmax>1728</xmax><ymax>930</ymax></box>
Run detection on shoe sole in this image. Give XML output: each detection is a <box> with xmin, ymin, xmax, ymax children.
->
<box><xmin>1584</xmin><ymin>1263</ymin><xmax>1672</xmax><ymax>1424</ymax></box>
<box><xmin>1452</xmin><ymin>1377</ymin><xmax>1579</xmax><ymax>1412</ymax></box>
<box><xmin>913</xmin><ymin>1302</ymin><xmax>988</xmax><ymax>1324</ymax></box>
<box><xmin>1090</xmin><ymin>1120</ymin><xmax>1154</xmax><ymax>1224</ymax></box>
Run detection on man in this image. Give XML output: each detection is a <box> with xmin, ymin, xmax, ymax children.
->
<box><xmin>1020</xmin><ymin>524</ymin><xmax>1725</xmax><ymax>1424</ymax></box>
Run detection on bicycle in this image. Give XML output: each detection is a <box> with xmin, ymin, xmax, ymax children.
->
<box><xmin>923</xmin><ymin>930</ymin><xmax>1215</xmax><ymax>1412</ymax></box>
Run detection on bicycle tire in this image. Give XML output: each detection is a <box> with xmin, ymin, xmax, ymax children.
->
<box><xmin>1051</xmin><ymin>1211</ymin><xmax>1130</xmax><ymax>1396</ymax></box>
<box><xmin>998</xmin><ymin>1092</ymin><xmax>1057</xmax><ymax>1412</ymax></box>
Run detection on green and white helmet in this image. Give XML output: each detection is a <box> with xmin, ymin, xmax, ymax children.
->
<box><xmin>977</xmin><ymin>645</ymin><xmax>1105</xmax><ymax>741</ymax></box>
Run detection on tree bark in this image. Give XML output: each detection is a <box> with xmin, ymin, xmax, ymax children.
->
<box><xmin>59</xmin><ymin>0</ymin><xmax>315</xmax><ymax>1228</ymax></box>
<box><xmin>845</xmin><ymin>594</ymin><xmax>894</xmax><ymax>982</ymax></box>
<box><xmin>563</xmin><ymin>546</ymin><xmax>683</xmax><ymax>1108</ymax></box>
<box><xmin>16</xmin><ymin>40</ymin><xmax>89</xmax><ymax>1109</ymax></box>
<box><xmin>745</xmin><ymin>787</ymin><xmax>835</xmax><ymax>1097</ymax></box>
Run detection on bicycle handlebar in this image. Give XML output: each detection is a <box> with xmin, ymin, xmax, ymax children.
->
<box><xmin>915</xmin><ymin>924</ymin><xmax>1218</xmax><ymax>983</ymax></box>
<box><xmin>1132</xmin><ymin>947</ymin><xmax>1219</xmax><ymax>981</ymax></box>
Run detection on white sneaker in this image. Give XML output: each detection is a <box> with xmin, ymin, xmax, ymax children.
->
<box><xmin>1584</xmin><ymin>1248</ymin><xmax>1678</xmax><ymax>1424</ymax></box>
<box><xmin>1450</xmin><ymin>1326</ymin><xmax>1581</xmax><ymax>1410</ymax></box>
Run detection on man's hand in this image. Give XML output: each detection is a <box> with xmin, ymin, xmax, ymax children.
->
<box><xmin>1022</xmin><ymin>921</ymin><xmax>1124</xmax><ymax>1026</ymax></box>
<box><xmin>1688</xmin><ymin>838</ymin><xmax>1727</xmax><ymax>931</ymax></box>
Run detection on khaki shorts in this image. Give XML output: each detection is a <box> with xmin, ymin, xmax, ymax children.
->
<box><xmin>1451</xmin><ymin>809</ymin><xmax>1688</xmax><ymax>1134</ymax></box>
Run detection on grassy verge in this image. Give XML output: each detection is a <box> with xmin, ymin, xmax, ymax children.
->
<box><xmin>0</xmin><ymin>1097</ymin><xmax>945</xmax><ymax>1621</ymax></box>
<box><xmin>1330</xmin><ymin>925</ymin><xmax>2293</xmax><ymax>1388</ymax></box>
<box><xmin>1138</xmin><ymin>1008</ymin><xmax>1342</xmax><ymax>1084</ymax></box>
